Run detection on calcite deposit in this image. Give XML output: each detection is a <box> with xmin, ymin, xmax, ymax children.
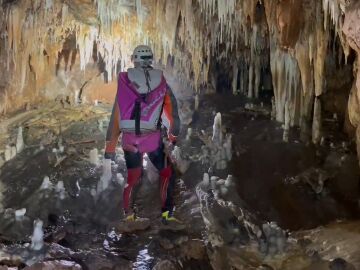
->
<box><xmin>0</xmin><ymin>0</ymin><xmax>359</xmax><ymax>150</ymax></box>
<box><xmin>1</xmin><ymin>1</ymin><xmax>360</xmax><ymax>269</ymax></box>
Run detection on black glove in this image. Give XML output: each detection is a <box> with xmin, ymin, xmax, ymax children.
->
<box><xmin>104</xmin><ymin>152</ymin><xmax>116</xmax><ymax>161</ymax></box>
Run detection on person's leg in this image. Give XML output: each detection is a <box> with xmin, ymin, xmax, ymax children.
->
<box><xmin>148</xmin><ymin>143</ymin><xmax>176</xmax><ymax>215</ymax></box>
<box><xmin>123</xmin><ymin>151</ymin><xmax>142</xmax><ymax>218</ymax></box>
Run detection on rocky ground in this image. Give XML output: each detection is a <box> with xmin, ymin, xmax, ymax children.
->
<box><xmin>0</xmin><ymin>93</ymin><xmax>359</xmax><ymax>270</ymax></box>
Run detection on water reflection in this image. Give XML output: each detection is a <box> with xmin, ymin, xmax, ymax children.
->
<box><xmin>133</xmin><ymin>245</ymin><xmax>153</xmax><ymax>270</ymax></box>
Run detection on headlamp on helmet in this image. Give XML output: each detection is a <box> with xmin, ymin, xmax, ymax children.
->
<box><xmin>132</xmin><ymin>45</ymin><xmax>153</xmax><ymax>67</ymax></box>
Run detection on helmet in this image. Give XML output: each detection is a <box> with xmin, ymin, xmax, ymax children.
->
<box><xmin>132</xmin><ymin>45</ymin><xmax>153</xmax><ymax>67</ymax></box>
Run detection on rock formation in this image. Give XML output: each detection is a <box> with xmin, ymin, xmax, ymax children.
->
<box><xmin>0</xmin><ymin>1</ymin><xmax>359</xmax><ymax>159</ymax></box>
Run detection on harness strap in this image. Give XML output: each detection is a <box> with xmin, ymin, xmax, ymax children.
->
<box><xmin>132</xmin><ymin>98</ymin><xmax>142</xmax><ymax>136</ymax></box>
<box><xmin>134</xmin><ymin>67</ymin><xmax>153</xmax><ymax>136</ymax></box>
<box><xmin>143</xmin><ymin>67</ymin><xmax>153</xmax><ymax>94</ymax></box>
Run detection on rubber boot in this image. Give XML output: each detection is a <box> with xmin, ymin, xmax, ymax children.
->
<box><xmin>159</xmin><ymin>166</ymin><xmax>172</xmax><ymax>209</ymax></box>
<box><xmin>123</xmin><ymin>167</ymin><xmax>142</xmax><ymax>220</ymax></box>
<box><xmin>159</xmin><ymin>166</ymin><xmax>183</xmax><ymax>227</ymax></box>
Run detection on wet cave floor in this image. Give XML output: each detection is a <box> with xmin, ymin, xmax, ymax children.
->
<box><xmin>0</xmin><ymin>93</ymin><xmax>359</xmax><ymax>269</ymax></box>
<box><xmin>198</xmin><ymin>94</ymin><xmax>360</xmax><ymax>231</ymax></box>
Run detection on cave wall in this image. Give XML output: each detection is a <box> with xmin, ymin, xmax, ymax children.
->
<box><xmin>1</xmin><ymin>0</ymin><xmax>360</xmax><ymax>158</ymax></box>
<box><xmin>343</xmin><ymin>0</ymin><xmax>360</xmax><ymax>163</ymax></box>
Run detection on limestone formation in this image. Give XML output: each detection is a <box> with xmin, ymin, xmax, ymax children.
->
<box><xmin>0</xmin><ymin>0</ymin><xmax>357</xmax><ymax>156</ymax></box>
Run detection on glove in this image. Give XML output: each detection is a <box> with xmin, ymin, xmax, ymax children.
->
<box><xmin>168</xmin><ymin>134</ymin><xmax>177</xmax><ymax>145</ymax></box>
<box><xmin>162</xmin><ymin>138</ymin><xmax>174</xmax><ymax>156</ymax></box>
<box><xmin>104</xmin><ymin>152</ymin><xmax>116</xmax><ymax>161</ymax></box>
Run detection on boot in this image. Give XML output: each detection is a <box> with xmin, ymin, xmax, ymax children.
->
<box><xmin>123</xmin><ymin>168</ymin><xmax>142</xmax><ymax>219</ymax></box>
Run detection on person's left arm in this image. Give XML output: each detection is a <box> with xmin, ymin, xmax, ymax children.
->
<box><xmin>104</xmin><ymin>96</ymin><xmax>121</xmax><ymax>160</ymax></box>
<box><xmin>162</xmin><ymin>85</ymin><xmax>181</xmax><ymax>144</ymax></box>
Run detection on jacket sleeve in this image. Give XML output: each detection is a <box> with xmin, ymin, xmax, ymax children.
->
<box><xmin>162</xmin><ymin>85</ymin><xmax>181</xmax><ymax>142</ymax></box>
<box><xmin>105</xmin><ymin>95</ymin><xmax>121</xmax><ymax>153</ymax></box>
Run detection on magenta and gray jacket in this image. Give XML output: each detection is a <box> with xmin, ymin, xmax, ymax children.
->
<box><xmin>105</xmin><ymin>71</ymin><xmax>180</xmax><ymax>154</ymax></box>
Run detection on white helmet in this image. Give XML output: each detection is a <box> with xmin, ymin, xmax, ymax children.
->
<box><xmin>132</xmin><ymin>45</ymin><xmax>153</xmax><ymax>67</ymax></box>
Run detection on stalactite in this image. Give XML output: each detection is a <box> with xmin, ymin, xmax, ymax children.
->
<box><xmin>136</xmin><ymin>0</ymin><xmax>142</xmax><ymax>24</ymax></box>
<box><xmin>314</xmin><ymin>6</ymin><xmax>329</xmax><ymax>97</ymax></box>
<box><xmin>97</xmin><ymin>36</ymin><xmax>123</xmax><ymax>81</ymax></box>
<box><xmin>61</xmin><ymin>4</ymin><xmax>68</xmax><ymax>25</ymax></box>
<box><xmin>77</xmin><ymin>26</ymin><xmax>98</xmax><ymax>71</ymax></box>
<box><xmin>270</xmin><ymin>45</ymin><xmax>301</xmax><ymax>125</ymax></box>
<box><xmin>0</xmin><ymin>0</ymin><xmax>83</xmax><ymax>114</ymax></box>
<box><xmin>295</xmin><ymin>40</ymin><xmax>315</xmax><ymax>141</ymax></box>
<box><xmin>322</xmin><ymin>0</ymin><xmax>341</xmax><ymax>31</ymax></box>
<box><xmin>94</xmin><ymin>0</ymin><xmax>134</xmax><ymax>33</ymax></box>
<box><xmin>0</xmin><ymin>0</ymin><xmax>355</xmax><ymax>153</ymax></box>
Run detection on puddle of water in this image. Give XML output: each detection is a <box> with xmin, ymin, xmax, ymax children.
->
<box><xmin>133</xmin><ymin>245</ymin><xmax>154</xmax><ymax>270</ymax></box>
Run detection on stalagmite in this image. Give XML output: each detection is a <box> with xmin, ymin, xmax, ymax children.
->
<box><xmin>232</xmin><ymin>64</ymin><xmax>238</xmax><ymax>95</ymax></box>
<box><xmin>116</xmin><ymin>173</ymin><xmax>125</xmax><ymax>186</ymax></box>
<box><xmin>210</xmin><ymin>176</ymin><xmax>217</xmax><ymax>190</ymax></box>
<box><xmin>171</xmin><ymin>146</ymin><xmax>189</xmax><ymax>174</ymax></box>
<box><xmin>186</xmin><ymin>128</ymin><xmax>192</xmax><ymax>141</ymax></box>
<box><xmin>10</xmin><ymin>146</ymin><xmax>16</xmax><ymax>159</ymax></box>
<box><xmin>271</xmin><ymin>97</ymin><xmax>276</xmax><ymax>120</ymax></box>
<box><xmin>75</xmin><ymin>180</ymin><xmax>81</xmax><ymax>197</ymax></box>
<box><xmin>260</xmin><ymin>222</ymin><xmax>287</xmax><ymax>256</ymax></box>
<box><xmin>202</xmin><ymin>173</ymin><xmax>210</xmax><ymax>187</ymax></box>
<box><xmin>89</xmin><ymin>148</ymin><xmax>100</xmax><ymax>166</ymax></box>
<box><xmin>248</xmin><ymin>64</ymin><xmax>254</xmax><ymax>99</ymax></box>
<box><xmin>220</xmin><ymin>185</ymin><xmax>228</xmax><ymax>196</ymax></box>
<box><xmin>0</xmin><ymin>155</ymin><xmax>4</xmax><ymax>168</ymax></box>
<box><xmin>239</xmin><ymin>66</ymin><xmax>245</xmax><ymax>94</ymax></box>
<box><xmin>0</xmin><ymin>181</ymin><xmax>3</xmax><ymax>212</ymax></box>
<box><xmin>225</xmin><ymin>175</ymin><xmax>233</xmax><ymax>187</ymax></box>
<box><xmin>55</xmin><ymin>181</ymin><xmax>66</xmax><ymax>200</ymax></box>
<box><xmin>212</xmin><ymin>112</ymin><xmax>222</xmax><ymax>144</ymax></box>
<box><xmin>98</xmin><ymin>159</ymin><xmax>112</xmax><ymax>193</ymax></box>
<box><xmin>216</xmin><ymin>148</ymin><xmax>227</xmax><ymax>170</ymax></box>
<box><xmin>16</xmin><ymin>126</ymin><xmax>24</xmax><ymax>153</ymax></box>
<box><xmin>223</xmin><ymin>134</ymin><xmax>232</xmax><ymax>161</ymax></box>
<box><xmin>283</xmin><ymin>101</ymin><xmax>290</xmax><ymax>143</ymax></box>
<box><xmin>30</xmin><ymin>219</ymin><xmax>44</xmax><ymax>251</ymax></box>
<box><xmin>4</xmin><ymin>145</ymin><xmax>11</xmax><ymax>161</ymax></box>
<box><xmin>15</xmin><ymin>208</ymin><xmax>26</xmax><ymax>221</ymax></box>
<box><xmin>40</xmin><ymin>176</ymin><xmax>52</xmax><ymax>190</ymax></box>
<box><xmin>254</xmin><ymin>59</ymin><xmax>261</xmax><ymax>99</ymax></box>
<box><xmin>312</xmin><ymin>98</ymin><xmax>322</xmax><ymax>144</ymax></box>
<box><xmin>98</xmin><ymin>120</ymin><xmax>104</xmax><ymax>132</ymax></box>
<box><xmin>74</xmin><ymin>90</ymin><xmax>80</xmax><ymax>105</ymax></box>
<box><xmin>195</xmin><ymin>94</ymin><xmax>199</xmax><ymax>111</ymax></box>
